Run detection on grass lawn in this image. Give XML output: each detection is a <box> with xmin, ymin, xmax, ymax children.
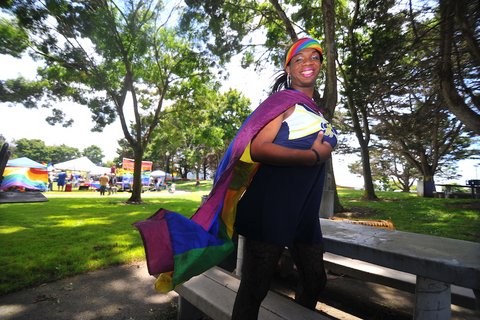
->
<box><xmin>0</xmin><ymin>181</ymin><xmax>478</xmax><ymax>295</ymax></box>
<box><xmin>338</xmin><ymin>188</ymin><xmax>480</xmax><ymax>242</ymax></box>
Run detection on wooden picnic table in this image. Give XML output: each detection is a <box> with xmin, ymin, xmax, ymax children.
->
<box><xmin>436</xmin><ymin>183</ymin><xmax>480</xmax><ymax>199</ymax></box>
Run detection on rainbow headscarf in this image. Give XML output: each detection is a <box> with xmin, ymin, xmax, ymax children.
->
<box><xmin>284</xmin><ymin>37</ymin><xmax>323</xmax><ymax>69</ymax></box>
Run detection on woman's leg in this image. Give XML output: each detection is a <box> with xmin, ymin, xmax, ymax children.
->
<box><xmin>231</xmin><ymin>238</ymin><xmax>283</xmax><ymax>320</ymax></box>
<box><xmin>289</xmin><ymin>242</ymin><xmax>327</xmax><ymax>309</ymax></box>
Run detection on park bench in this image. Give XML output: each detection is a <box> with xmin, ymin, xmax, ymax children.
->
<box><xmin>175</xmin><ymin>266</ymin><xmax>331</xmax><ymax>320</ymax></box>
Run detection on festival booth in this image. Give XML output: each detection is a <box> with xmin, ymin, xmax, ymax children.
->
<box><xmin>0</xmin><ymin>157</ymin><xmax>48</xmax><ymax>192</ymax></box>
<box><xmin>53</xmin><ymin>157</ymin><xmax>109</xmax><ymax>191</ymax></box>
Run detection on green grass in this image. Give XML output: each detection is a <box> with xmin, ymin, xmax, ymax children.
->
<box><xmin>0</xmin><ymin>183</ymin><xmax>478</xmax><ymax>295</ymax></box>
<box><xmin>0</xmin><ymin>183</ymin><xmax>209</xmax><ymax>295</ymax></box>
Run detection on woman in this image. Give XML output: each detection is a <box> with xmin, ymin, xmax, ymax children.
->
<box><xmin>232</xmin><ymin>37</ymin><xmax>338</xmax><ymax>319</ymax></box>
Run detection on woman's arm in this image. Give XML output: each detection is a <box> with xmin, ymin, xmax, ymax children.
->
<box><xmin>250</xmin><ymin>109</ymin><xmax>333</xmax><ymax>166</ymax></box>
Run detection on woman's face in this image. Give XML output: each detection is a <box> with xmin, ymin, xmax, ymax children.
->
<box><xmin>285</xmin><ymin>48</ymin><xmax>322</xmax><ymax>91</ymax></box>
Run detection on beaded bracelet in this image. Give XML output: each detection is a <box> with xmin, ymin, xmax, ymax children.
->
<box><xmin>311</xmin><ymin>149</ymin><xmax>321</xmax><ymax>165</ymax></box>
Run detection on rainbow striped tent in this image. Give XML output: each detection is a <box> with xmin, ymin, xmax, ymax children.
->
<box><xmin>134</xmin><ymin>90</ymin><xmax>324</xmax><ymax>292</ymax></box>
<box><xmin>1</xmin><ymin>157</ymin><xmax>48</xmax><ymax>191</ymax></box>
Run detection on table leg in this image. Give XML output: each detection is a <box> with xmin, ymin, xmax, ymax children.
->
<box><xmin>414</xmin><ymin>276</ymin><xmax>451</xmax><ymax>320</ymax></box>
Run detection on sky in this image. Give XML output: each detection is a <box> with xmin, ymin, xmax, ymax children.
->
<box><xmin>1</xmin><ymin>53</ymin><xmax>478</xmax><ymax>189</ymax></box>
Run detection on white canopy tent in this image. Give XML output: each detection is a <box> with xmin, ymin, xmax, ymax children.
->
<box><xmin>54</xmin><ymin>157</ymin><xmax>107</xmax><ymax>175</ymax></box>
<box><xmin>89</xmin><ymin>165</ymin><xmax>111</xmax><ymax>176</ymax></box>
<box><xmin>151</xmin><ymin>170</ymin><xmax>167</xmax><ymax>177</ymax></box>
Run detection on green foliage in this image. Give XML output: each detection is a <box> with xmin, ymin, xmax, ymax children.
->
<box><xmin>0</xmin><ymin>17</ymin><xmax>29</xmax><ymax>57</ymax></box>
<box><xmin>47</xmin><ymin>144</ymin><xmax>82</xmax><ymax>163</ymax></box>
<box><xmin>145</xmin><ymin>88</ymin><xmax>251</xmax><ymax>178</ymax></box>
<box><xmin>0</xmin><ymin>78</ymin><xmax>48</xmax><ymax>109</ymax></box>
<box><xmin>181</xmin><ymin>0</ymin><xmax>298</xmax><ymax>69</ymax></box>
<box><xmin>10</xmin><ymin>138</ymin><xmax>82</xmax><ymax>163</ymax></box>
<box><xmin>11</xmin><ymin>138</ymin><xmax>49</xmax><ymax>162</ymax></box>
<box><xmin>1</xmin><ymin>0</ymin><xmax>222</xmax><ymax>202</ymax></box>
<box><xmin>82</xmin><ymin>145</ymin><xmax>105</xmax><ymax>165</ymax></box>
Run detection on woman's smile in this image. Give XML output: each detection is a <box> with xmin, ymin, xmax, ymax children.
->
<box><xmin>300</xmin><ymin>68</ymin><xmax>315</xmax><ymax>77</ymax></box>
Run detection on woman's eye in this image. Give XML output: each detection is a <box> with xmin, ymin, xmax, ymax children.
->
<box><xmin>294</xmin><ymin>56</ymin><xmax>303</xmax><ymax>63</ymax></box>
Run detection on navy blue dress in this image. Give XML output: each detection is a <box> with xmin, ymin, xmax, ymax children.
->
<box><xmin>234</xmin><ymin>104</ymin><xmax>337</xmax><ymax>247</ymax></box>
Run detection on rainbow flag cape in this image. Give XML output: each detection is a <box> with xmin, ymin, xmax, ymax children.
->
<box><xmin>134</xmin><ymin>90</ymin><xmax>321</xmax><ymax>292</ymax></box>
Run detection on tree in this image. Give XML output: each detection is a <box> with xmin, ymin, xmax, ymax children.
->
<box><xmin>438</xmin><ymin>0</ymin><xmax>480</xmax><ymax>134</ymax></box>
<box><xmin>145</xmin><ymin>88</ymin><xmax>251</xmax><ymax>179</ymax></box>
<box><xmin>10</xmin><ymin>138</ymin><xmax>81</xmax><ymax>163</ymax></box>
<box><xmin>361</xmin><ymin>0</ymin><xmax>479</xmax><ymax>197</ymax></box>
<box><xmin>374</xmin><ymin>93</ymin><xmax>475</xmax><ymax>197</ymax></box>
<box><xmin>11</xmin><ymin>138</ymin><xmax>49</xmax><ymax>162</ymax></box>
<box><xmin>1</xmin><ymin>1</ymin><xmax>215</xmax><ymax>203</ymax></box>
<box><xmin>335</xmin><ymin>0</ymin><xmax>415</xmax><ymax>200</ymax></box>
<box><xmin>349</xmin><ymin>148</ymin><xmax>419</xmax><ymax>192</ymax></box>
<box><xmin>47</xmin><ymin>144</ymin><xmax>82</xmax><ymax>163</ymax></box>
<box><xmin>82</xmin><ymin>145</ymin><xmax>104</xmax><ymax>165</ymax></box>
<box><xmin>181</xmin><ymin>0</ymin><xmax>343</xmax><ymax>211</ymax></box>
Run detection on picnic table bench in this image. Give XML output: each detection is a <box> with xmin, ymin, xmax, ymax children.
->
<box><xmin>436</xmin><ymin>182</ymin><xmax>480</xmax><ymax>199</ymax></box>
<box><xmin>174</xmin><ymin>218</ymin><xmax>479</xmax><ymax>320</ymax></box>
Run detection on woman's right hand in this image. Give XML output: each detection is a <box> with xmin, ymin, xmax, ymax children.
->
<box><xmin>311</xmin><ymin>131</ymin><xmax>333</xmax><ymax>164</ymax></box>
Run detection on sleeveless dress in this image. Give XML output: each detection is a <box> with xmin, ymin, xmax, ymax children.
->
<box><xmin>234</xmin><ymin>103</ymin><xmax>337</xmax><ymax>247</ymax></box>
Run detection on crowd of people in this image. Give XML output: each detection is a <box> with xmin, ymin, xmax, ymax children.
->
<box><xmin>47</xmin><ymin>169</ymin><xmax>175</xmax><ymax>195</ymax></box>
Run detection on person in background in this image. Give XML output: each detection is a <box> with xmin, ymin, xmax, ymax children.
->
<box><xmin>231</xmin><ymin>37</ymin><xmax>338</xmax><ymax>319</ymax></box>
<box><xmin>48</xmin><ymin>173</ymin><xmax>53</xmax><ymax>191</ymax></box>
<box><xmin>57</xmin><ymin>171</ymin><xmax>67</xmax><ymax>191</ymax></box>
<box><xmin>108</xmin><ymin>174</ymin><xmax>117</xmax><ymax>195</ymax></box>
<box><xmin>99</xmin><ymin>173</ymin><xmax>109</xmax><ymax>196</ymax></box>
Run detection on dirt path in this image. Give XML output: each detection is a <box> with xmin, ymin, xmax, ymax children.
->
<box><xmin>0</xmin><ymin>262</ymin><xmax>178</xmax><ymax>320</ymax></box>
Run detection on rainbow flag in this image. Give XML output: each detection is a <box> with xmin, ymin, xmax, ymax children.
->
<box><xmin>134</xmin><ymin>90</ymin><xmax>322</xmax><ymax>292</ymax></box>
<box><xmin>0</xmin><ymin>167</ymin><xmax>48</xmax><ymax>191</ymax></box>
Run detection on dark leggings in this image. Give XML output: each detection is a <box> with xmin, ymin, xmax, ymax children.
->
<box><xmin>231</xmin><ymin>238</ymin><xmax>327</xmax><ymax>320</ymax></box>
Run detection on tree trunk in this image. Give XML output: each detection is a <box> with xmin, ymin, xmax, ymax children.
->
<box><xmin>345</xmin><ymin>88</ymin><xmax>378</xmax><ymax>200</ymax></box>
<box><xmin>127</xmin><ymin>147</ymin><xmax>144</xmax><ymax>204</ymax></box>
<box><xmin>340</xmin><ymin>0</ymin><xmax>378</xmax><ymax>201</ymax></box>
<box><xmin>359</xmin><ymin>142</ymin><xmax>377</xmax><ymax>200</ymax></box>
<box><xmin>419</xmin><ymin>175</ymin><xmax>436</xmax><ymax>198</ymax></box>
<box><xmin>322</xmin><ymin>0</ymin><xmax>344</xmax><ymax>213</ymax></box>
<box><xmin>269</xmin><ymin>0</ymin><xmax>297</xmax><ymax>40</ymax></box>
